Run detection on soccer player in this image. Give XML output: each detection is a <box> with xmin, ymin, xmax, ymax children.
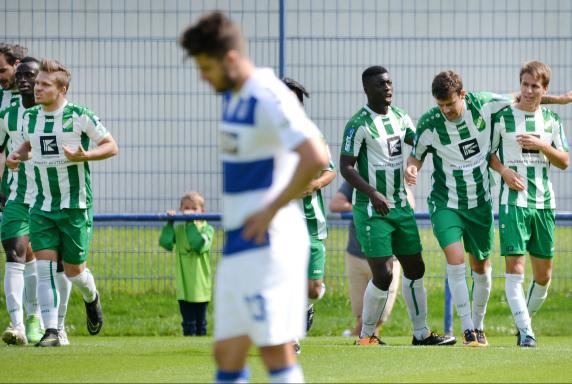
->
<box><xmin>340</xmin><ymin>65</ymin><xmax>455</xmax><ymax>346</ymax></box>
<box><xmin>180</xmin><ymin>11</ymin><xmax>328</xmax><ymax>383</ymax></box>
<box><xmin>7</xmin><ymin>59</ymin><xmax>118</xmax><ymax>347</ymax></box>
<box><xmin>0</xmin><ymin>52</ymin><xmax>46</xmax><ymax>345</ymax></box>
<box><xmin>0</xmin><ymin>44</ymin><xmax>27</xmax><ymax>108</ymax></box>
<box><xmin>489</xmin><ymin>61</ymin><xmax>569</xmax><ymax>347</ymax></box>
<box><xmin>282</xmin><ymin>77</ymin><xmax>336</xmax><ymax>353</ymax></box>
<box><xmin>406</xmin><ymin>70</ymin><xmax>515</xmax><ymax>347</ymax></box>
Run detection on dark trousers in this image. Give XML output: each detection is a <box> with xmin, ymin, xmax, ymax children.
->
<box><xmin>178</xmin><ymin>300</ymin><xmax>208</xmax><ymax>336</ymax></box>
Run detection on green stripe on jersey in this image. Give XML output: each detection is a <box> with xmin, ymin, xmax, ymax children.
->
<box><xmin>381</xmin><ymin>116</ymin><xmax>394</xmax><ymax>135</ymax></box>
<box><xmin>47</xmin><ymin>167</ymin><xmax>62</xmax><ymax>211</ymax></box>
<box><xmin>526</xmin><ymin>167</ymin><xmax>536</xmax><ymax>207</ymax></box>
<box><xmin>434</xmin><ymin>118</ymin><xmax>451</xmax><ymax>145</ymax></box>
<box><xmin>393</xmin><ymin>168</ymin><xmax>402</xmax><ymax>205</ymax></box>
<box><xmin>7</xmin><ymin>96</ymin><xmax>20</xmax><ymax>131</ymax></box>
<box><xmin>431</xmin><ymin>154</ymin><xmax>448</xmax><ymax>207</ymax></box>
<box><xmin>508</xmin><ymin>166</ymin><xmax>518</xmax><ymax>205</ymax></box>
<box><xmin>67</xmin><ymin>165</ymin><xmax>80</xmax><ymax>208</ymax></box>
<box><xmin>473</xmin><ymin>166</ymin><xmax>486</xmax><ymax>206</ymax></box>
<box><xmin>456</xmin><ymin>121</ymin><xmax>470</xmax><ymax>140</ymax></box>
<box><xmin>63</xmin><ymin>107</ymin><xmax>74</xmax><ymax>132</ymax></box>
<box><xmin>542</xmin><ymin>168</ymin><xmax>551</xmax><ymax>209</ymax></box>
<box><xmin>525</xmin><ymin>114</ymin><xmax>536</xmax><ymax>132</ymax></box>
<box><xmin>365</xmin><ymin>114</ymin><xmax>379</xmax><ymax>139</ymax></box>
<box><xmin>27</xmin><ymin>111</ymin><xmax>38</xmax><ymax>133</ymax></box>
<box><xmin>376</xmin><ymin>169</ymin><xmax>387</xmax><ymax>197</ymax></box>
<box><xmin>13</xmin><ymin>166</ymin><xmax>27</xmax><ymax>204</ymax></box>
<box><xmin>44</xmin><ymin>117</ymin><xmax>54</xmax><ymax>133</ymax></box>
<box><xmin>503</xmin><ymin>109</ymin><xmax>516</xmax><ymax>133</ymax></box>
<box><xmin>453</xmin><ymin>169</ymin><xmax>468</xmax><ymax>210</ymax></box>
<box><xmin>33</xmin><ymin>166</ymin><xmax>44</xmax><ymax>209</ymax></box>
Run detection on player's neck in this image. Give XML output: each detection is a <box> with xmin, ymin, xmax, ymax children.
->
<box><xmin>230</xmin><ymin>60</ymin><xmax>255</xmax><ymax>93</ymax></box>
<box><xmin>367</xmin><ymin>103</ymin><xmax>389</xmax><ymax>115</ymax></box>
<box><xmin>21</xmin><ymin>93</ymin><xmax>36</xmax><ymax>109</ymax></box>
<box><xmin>514</xmin><ymin>100</ymin><xmax>540</xmax><ymax>113</ymax></box>
<box><xmin>41</xmin><ymin>97</ymin><xmax>66</xmax><ymax>112</ymax></box>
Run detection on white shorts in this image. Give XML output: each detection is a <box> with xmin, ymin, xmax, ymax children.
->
<box><xmin>215</xmin><ymin>208</ymin><xmax>309</xmax><ymax>346</ymax></box>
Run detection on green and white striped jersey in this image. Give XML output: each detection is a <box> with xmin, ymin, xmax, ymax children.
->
<box><xmin>0</xmin><ymin>88</ymin><xmax>17</xmax><ymax>110</ymax></box>
<box><xmin>491</xmin><ymin>105</ymin><xmax>568</xmax><ymax>209</ymax></box>
<box><xmin>412</xmin><ymin>92</ymin><xmax>512</xmax><ymax>210</ymax></box>
<box><xmin>0</xmin><ymin>93</ymin><xmax>36</xmax><ymax>205</ymax></box>
<box><xmin>341</xmin><ymin>105</ymin><xmax>415</xmax><ymax>208</ymax></box>
<box><xmin>301</xmin><ymin>141</ymin><xmax>335</xmax><ymax>240</ymax></box>
<box><xmin>22</xmin><ymin>101</ymin><xmax>110</xmax><ymax>211</ymax></box>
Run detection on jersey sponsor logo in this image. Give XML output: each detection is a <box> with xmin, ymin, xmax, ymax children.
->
<box><xmin>221</xmin><ymin>131</ymin><xmax>239</xmax><ymax>154</ymax></box>
<box><xmin>344</xmin><ymin>128</ymin><xmax>354</xmax><ymax>152</ymax></box>
<box><xmin>458</xmin><ymin>138</ymin><xmax>480</xmax><ymax>160</ymax></box>
<box><xmin>387</xmin><ymin>135</ymin><xmax>402</xmax><ymax>157</ymax></box>
<box><xmin>39</xmin><ymin>135</ymin><xmax>59</xmax><ymax>156</ymax></box>
<box><xmin>522</xmin><ymin>134</ymin><xmax>540</xmax><ymax>154</ymax></box>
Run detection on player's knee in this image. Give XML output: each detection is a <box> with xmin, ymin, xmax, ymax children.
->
<box><xmin>3</xmin><ymin>242</ymin><xmax>27</xmax><ymax>264</ymax></box>
<box><xmin>308</xmin><ymin>280</ymin><xmax>324</xmax><ymax>299</ymax></box>
<box><xmin>534</xmin><ymin>275</ymin><xmax>551</xmax><ymax>286</ymax></box>
<box><xmin>372</xmin><ymin>269</ymin><xmax>393</xmax><ymax>291</ymax></box>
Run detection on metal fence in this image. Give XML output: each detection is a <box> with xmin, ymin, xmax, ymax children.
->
<box><xmin>1</xmin><ymin>1</ymin><xmax>572</xmax><ymax>292</ymax></box>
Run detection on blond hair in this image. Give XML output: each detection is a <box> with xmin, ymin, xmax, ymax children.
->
<box><xmin>39</xmin><ymin>58</ymin><xmax>71</xmax><ymax>90</ymax></box>
<box><xmin>520</xmin><ymin>60</ymin><xmax>551</xmax><ymax>87</ymax></box>
<box><xmin>180</xmin><ymin>191</ymin><xmax>205</xmax><ymax>209</ymax></box>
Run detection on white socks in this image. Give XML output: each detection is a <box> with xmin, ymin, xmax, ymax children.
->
<box><xmin>4</xmin><ymin>262</ymin><xmax>25</xmax><ymax>328</ymax></box>
<box><xmin>527</xmin><ymin>279</ymin><xmax>550</xmax><ymax>317</ymax></box>
<box><xmin>402</xmin><ymin>276</ymin><xmax>429</xmax><ymax>340</ymax></box>
<box><xmin>360</xmin><ymin>280</ymin><xmax>389</xmax><ymax>338</ymax></box>
<box><xmin>471</xmin><ymin>267</ymin><xmax>492</xmax><ymax>331</ymax></box>
<box><xmin>56</xmin><ymin>271</ymin><xmax>72</xmax><ymax>331</ymax></box>
<box><xmin>37</xmin><ymin>260</ymin><xmax>59</xmax><ymax>330</ymax></box>
<box><xmin>24</xmin><ymin>260</ymin><xmax>40</xmax><ymax>318</ymax></box>
<box><xmin>505</xmin><ymin>273</ymin><xmax>533</xmax><ymax>337</ymax></box>
<box><xmin>446</xmin><ymin>263</ymin><xmax>474</xmax><ymax>331</ymax></box>
<box><xmin>269</xmin><ymin>365</ymin><xmax>304</xmax><ymax>384</ymax></box>
<box><xmin>68</xmin><ymin>268</ymin><xmax>97</xmax><ymax>303</ymax></box>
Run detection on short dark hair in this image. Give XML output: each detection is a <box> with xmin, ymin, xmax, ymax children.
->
<box><xmin>20</xmin><ymin>56</ymin><xmax>40</xmax><ymax>66</ymax></box>
<box><xmin>432</xmin><ymin>70</ymin><xmax>463</xmax><ymax>100</ymax></box>
<box><xmin>362</xmin><ymin>66</ymin><xmax>388</xmax><ymax>87</ymax></box>
<box><xmin>282</xmin><ymin>77</ymin><xmax>309</xmax><ymax>104</ymax></box>
<box><xmin>0</xmin><ymin>43</ymin><xmax>28</xmax><ymax>65</ymax></box>
<box><xmin>179</xmin><ymin>11</ymin><xmax>245</xmax><ymax>58</ymax></box>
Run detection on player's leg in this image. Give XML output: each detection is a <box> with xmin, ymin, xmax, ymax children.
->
<box><xmin>463</xmin><ymin>202</ymin><xmax>494</xmax><ymax>346</ymax></box>
<box><xmin>432</xmin><ymin>208</ymin><xmax>478</xmax><ymax>346</ymax></box>
<box><xmin>214</xmin><ymin>336</ymin><xmax>252</xmax><ymax>382</ymax></box>
<box><xmin>306</xmin><ymin>238</ymin><xmax>326</xmax><ymax>335</ymax></box>
<box><xmin>380</xmin><ymin>257</ymin><xmax>400</xmax><ymax>324</ymax></box>
<box><xmin>526</xmin><ymin>208</ymin><xmax>555</xmax><ymax>321</ymax></box>
<box><xmin>2</xmin><ymin>237</ymin><xmax>28</xmax><ymax>345</ymax></box>
<box><xmin>23</xmin><ymin>240</ymin><xmax>44</xmax><ymax>344</ymax></box>
<box><xmin>260</xmin><ymin>343</ymin><xmax>303</xmax><ymax>384</ymax></box>
<box><xmin>499</xmin><ymin>204</ymin><xmax>535</xmax><ymax>346</ymax></box>
<box><xmin>344</xmin><ymin>252</ymin><xmax>371</xmax><ymax>337</ymax></box>
<box><xmin>29</xmin><ymin>208</ymin><xmax>61</xmax><ymax>346</ymax></box>
<box><xmin>60</xmin><ymin>208</ymin><xmax>102</xmax><ymax>335</ymax></box>
<box><xmin>56</xmin><ymin>257</ymin><xmax>72</xmax><ymax>345</ymax></box>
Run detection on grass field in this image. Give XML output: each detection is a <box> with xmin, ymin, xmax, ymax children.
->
<box><xmin>1</xmin><ymin>336</ymin><xmax>571</xmax><ymax>383</ymax></box>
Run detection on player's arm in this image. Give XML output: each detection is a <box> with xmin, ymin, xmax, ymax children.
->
<box><xmin>64</xmin><ymin>133</ymin><xmax>118</xmax><ymax>162</ymax></box>
<box><xmin>300</xmin><ymin>168</ymin><xmax>336</xmax><ymax>197</ymax></box>
<box><xmin>243</xmin><ymin>135</ymin><xmax>328</xmax><ymax>244</ymax></box>
<box><xmin>405</xmin><ymin>156</ymin><xmax>423</xmax><ymax>186</ymax></box>
<box><xmin>489</xmin><ymin>153</ymin><xmax>525</xmax><ymax>191</ymax></box>
<box><xmin>516</xmin><ymin>134</ymin><xmax>569</xmax><ymax>170</ymax></box>
<box><xmin>540</xmin><ymin>91</ymin><xmax>572</xmax><ymax>105</ymax></box>
<box><xmin>6</xmin><ymin>140</ymin><xmax>31</xmax><ymax>169</ymax></box>
<box><xmin>340</xmin><ymin>154</ymin><xmax>389</xmax><ymax>216</ymax></box>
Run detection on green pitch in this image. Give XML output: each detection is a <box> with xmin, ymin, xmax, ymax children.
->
<box><xmin>1</xmin><ymin>336</ymin><xmax>570</xmax><ymax>382</ymax></box>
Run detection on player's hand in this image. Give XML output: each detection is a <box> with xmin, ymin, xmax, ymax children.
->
<box><xmin>501</xmin><ymin>168</ymin><xmax>526</xmax><ymax>191</ymax></box>
<box><xmin>300</xmin><ymin>180</ymin><xmax>319</xmax><ymax>198</ymax></box>
<box><xmin>369</xmin><ymin>190</ymin><xmax>390</xmax><ymax>216</ymax></box>
<box><xmin>242</xmin><ymin>208</ymin><xmax>275</xmax><ymax>244</ymax></box>
<box><xmin>6</xmin><ymin>152</ymin><xmax>21</xmax><ymax>170</ymax></box>
<box><xmin>516</xmin><ymin>134</ymin><xmax>546</xmax><ymax>152</ymax></box>
<box><xmin>405</xmin><ymin>165</ymin><xmax>418</xmax><ymax>186</ymax></box>
<box><xmin>63</xmin><ymin>145</ymin><xmax>89</xmax><ymax>161</ymax></box>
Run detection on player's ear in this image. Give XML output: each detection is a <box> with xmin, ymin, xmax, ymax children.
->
<box><xmin>459</xmin><ymin>89</ymin><xmax>466</xmax><ymax>99</ymax></box>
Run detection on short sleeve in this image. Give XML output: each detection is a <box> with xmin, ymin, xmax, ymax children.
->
<box><xmin>412</xmin><ymin>117</ymin><xmax>433</xmax><ymax>161</ymax></box>
<box><xmin>341</xmin><ymin>121</ymin><xmax>366</xmax><ymax>157</ymax></box>
<box><xmin>80</xmin><ymin>109</ymin><xmax>109</xmax><ymax>144</ymax></box>
<box><xmin>476</xmin><ymin>92</ymin><xmax>514</xmax><ymax>119</ymax></box>
<box><xmin>403</xmin><ymin>114</ymin><xmax>416</xmax><ymax>144</ymax></box>
<box><xmin>552</xmin><ymin>114</ymin><xmax>569</xmax><ymax>152</ymax></box>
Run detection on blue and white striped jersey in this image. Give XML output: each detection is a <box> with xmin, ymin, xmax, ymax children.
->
<box><xmin>220</xmin><ymin>68</ymin><xmax>320</xmax><ymax>256</ymax></box>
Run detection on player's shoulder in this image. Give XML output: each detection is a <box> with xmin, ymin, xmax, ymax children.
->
<box><xmin>0</xmin><ymin>104</ymin><xmax>10</xmax><ymax>118</ymax></box>
<box><xmin>540</xmin><ymin>106</ymin><xmax>560</xmax><ymax>121</ymax></box>
<box><xmin>345</xmin><ymin>107</ymin><xmax>370</xmax><ymax>128</ymax></box>
<box><xmin>22</xmin><ymin>104</ymin><xmax>41</xmax><ymax>118</ymax></box>
<box><xmin>467</xmin><ymin>91</ymin><xmax>509</xmax><ymax>107</ymax></box>
<box><xmin>416</xmin><ymin>107</ymin><xmax>441</xmax><ymax>131</ymax></box>
<box><xmin>66</xmin><ymin>102</ymin><xmax>99</xmax><ymax>124</ymax></box>
<box><xmin>389</xmin><ymin>105</ymin><xmax>410</xmax><ymax>119</ymax></box>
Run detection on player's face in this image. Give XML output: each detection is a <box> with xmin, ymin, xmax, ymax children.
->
<box><xmin>365</xmin><ymin>72</ymin><xmax>393</xmax><ymax>107</ymax></box>
<box><xmin>0</xmin><ymin>54</ymin><xmax>17</xmax><ymax>90</ymax></box>
<box><xmin>34</xmin><ymin>71</ymin><xmax>66</xmax><ymax>106</ymax></box>
<box><xmin>194</xmin><ymin>53</ymin><xmax>234</xmax><ymax>93</ymax></box>
<box><xmin>180</xmin><ymin>199</ymin><xmax>204</xmax><ymax>214</ymax></box>
<box><xmin>435</xmin><ymin>90</ymin><xmax>466</xmax><ymax>121</ymax></box>
<box><xmin>15</xmin><ymin>61</ymin><xmax>40</xmax><ymax>96</ymax></box>
<box><xmin>520</xmin><ymin>72</ymin><xmax>547</xmax><ymax>107</ymax></box>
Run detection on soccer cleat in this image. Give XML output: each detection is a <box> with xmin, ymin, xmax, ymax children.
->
<box><xmin>355</xmin><ymin>335</ymin><xmax>386</xmax><ymax>346</ymax></box>
<box><xmin>306</xmin><ymin>303</ymin><xmax>315</xmax><ymax>333</ymax></box>
<box><xmin>474</xmin><ymin>329</ymin><xmax>488</xmax><ymax>347</ymax></box>
<box><xmin>293</xmin><ymin>342</ymin><xmax>301</xmax><ymax>355</ymax></box>
<box><xmin>85</xmin><ymin>293</ymin><xmax>103</xmax><ymax>335</ymax></box>
<box><xmin>35</xmin><ymin>328</ymin><xmax>60</xmax><ymax>347</ymax></box>
<box><xmin>25</xmin><ymin>315</ymin><xmax>43</xmax><ymax>344</ymax></box>
<box><xmin>58</xmin><ymin>329</ymin><xmax>70</xmax><ymax>346</ymax></box>
<box><xmin>518</xmin><ymin>332</ymin><xmax>536</xmax><ymax>348</ymax></box>
<box><xmin>2</xmin><ymin>325</ymin><xmax>27</xmax><ymax>345</ymax></box>
<box><xmin>462</xmin><ymin>329</ymin><xmax>480</xmax><ymax>347</ymax></box>
<box><xmin>412</xmin><ymin>331</ymin><xmax>456</xmax><ymax>346</ymax></box>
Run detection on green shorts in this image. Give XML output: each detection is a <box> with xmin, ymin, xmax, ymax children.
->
<box><xmin>308</xmin><ymin>237</ymin><xmax>325</xmax><ymax>280</ymax></box>
<box><xmin>499</xmin><ymin>204</ymin><xmax>555</xmax><ymax>259</ymax></box>
<box><xmin>1</xmin><ymin>201</ymin><xmax>30</xmax><ymax>241</ymax></box>
<box><xmin>353</xmin><ymin>203</ymin><xmax>422</xmax><ymax>258</ymax></box>
<box><xmin>29</xmin><ymin>207</ymin><xmax>93</xmax><ymax>265</ymax></box>
<box><xmin>429</xmin><ymin>202</ymin><xmax>494</xmax><ymax>261</ymax></box>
